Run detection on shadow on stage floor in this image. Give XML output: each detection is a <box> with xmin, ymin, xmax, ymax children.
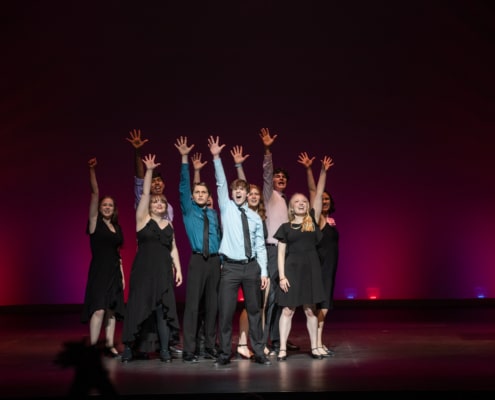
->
<box><xmin>1</xmin><ymin>299</ymin><xmax>494</xmax><ymax>399</ymax></box>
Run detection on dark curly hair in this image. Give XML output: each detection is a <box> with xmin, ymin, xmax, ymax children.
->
<box><xmin>273</xmin><ymin>167</ymin><xmax>289</xmax><ymax>181</ymax></box>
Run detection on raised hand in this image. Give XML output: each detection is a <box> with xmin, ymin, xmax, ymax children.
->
<box><xmin>191</xmin><ymin>152</ymin><xmax>207</xmax><ymax>171</ymax></box>
<box><xmin>126</xmin><ymin>129</ymin><xmax>149</xmax><ymax>149</ymax></box>
<box><xmin>321</xmin><ymin>156</ymin><xmax>334</xmax><ymax>171</ymax></box>
<box><xmin>297</xmin><ymin>152</ymin><xmax>314</xmax><ymax>168</ymax></box>
<box><xmin>208</xmin><ymin>135</ymin><xmax>225</xmax><ymax>157</ymax></box>
<box><xmin>259</xmin><ymin>127</ymin><xmax>277</xmax><ymax>148</ymax></box>
<box><xmin>174</xmin><ymin>136</ymin><xmax>194</xmax><ymax>156</ymax></box>
<box><xmin>230</xmin><ymin>145</ymin><xmax>250</xmax><ymax>165</ymax></box>
<box><xmin>142</xmin><ymin>154</ymin><xmax>160</xmax><ymax>170</ymax></box>
<box><xmin>88</xmin><ymin>158</ymin><xmax>97</xmax><ymax>168</ymax></box>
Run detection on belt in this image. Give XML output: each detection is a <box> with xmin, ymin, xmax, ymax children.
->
<box><xmin>222</xmin><ymin>256</ymin><xmax>255</xmax><ymax>265</ymax></box>
<box><xmin>192</xmin><ymin>252</ymin><xmax>219</xmax><ymax>257</ymax></box>
<box><xmin>265</xmin><ymin>243</ymin><xmax>277</xmax><ymax>246</ymax></box>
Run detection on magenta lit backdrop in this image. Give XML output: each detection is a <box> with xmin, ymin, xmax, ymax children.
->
<box><xmin>1</xmin><ymin>2</ymin><xmax>494</xmax><ymax>306</ymax></box>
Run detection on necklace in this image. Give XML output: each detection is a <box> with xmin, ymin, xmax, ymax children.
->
<box><xmin>290</xmin><ymin>222</ymin><xmax>301</xmax><ymax>230</ymax></box>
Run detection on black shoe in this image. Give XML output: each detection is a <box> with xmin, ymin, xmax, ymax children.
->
<box><xmin>169</xmin><ymin>345</ymin><xmax>183</xmax><ymax>355</ymax></box>
<box><xmin>214</xmin><ymin>356</ymin><xmax>230</xmax><ymax>366</ymax></box>
<box><xmin>318</xmin><ymin>347</ymin><xmax>334</xmax><ymax>357</ymax></box>
<box><xmin>121</xmin><ymin>346</ymin><xmax>133</xmax><ymax>363</ymax></box>
<box><xmin>182</xmin><ymin>352</ymin><xmax>199</xmax><ymax>363</ymax></box>
<box><xmin>104</xmin><ymin>346</ymin><xmax>120</xmax><ymax>358</ymax></box>
<box><xmin>203</xmin><ymin>347</ymin><xmax>218</xmax><ymax>359</ymax></box>
<box><xmin>322</xmin><ymin>345</ymin><xmax>335</xmax><ymax>356</ymax></box>
<box><xmin>287</xmin><ymin>340</ymin><xmax>300</xmax><ymax>351</ymax></box>
<box><xmin>277</xmin><ymin>349</ymin><xmax>287</xmax><ymax>362</ymax></box>
<box><xmin>159</xmin><ymin>350</ymin><xmax>172</xmax><ymax>363</ymax></box>
<box><xmin>311</xmin><ymin>348</ymin><xmax>324</xmax><ymax>360</ymax></box>
<box><xmin>268</xmin><ymin>344</ymin><xmax>280</xmax><ymax>356</ymax></box>
<box><xmin>253</xmin><ymin>355</ymin><xmax>272</xmax><ymax>365</ymax></box>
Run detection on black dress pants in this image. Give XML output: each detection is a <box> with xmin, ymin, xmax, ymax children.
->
<box><xmin>217</xmin><ymin>260</ymin><xmax>264</xmax><ymax>359</ymax></box>
<box><xmin>182</xmin><ymin>254</ymin><xmax>221</xmax><ymax>355</ymax></box>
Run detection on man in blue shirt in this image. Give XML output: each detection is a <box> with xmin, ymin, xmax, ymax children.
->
<box><xmin>175</xmin><ymin>136</ymin><xmax>222</xmax><ymax>363</ymax></box>
<box><xmin>208</xmin><ymin>135</ymin><xmax>271</xmax><ymax>366</ymax></box>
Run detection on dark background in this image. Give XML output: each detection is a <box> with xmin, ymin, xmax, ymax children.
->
<box><xmin>1</xmin><ymin>1</ymin><xmax>494</xmax><ymax>305</ymax></box>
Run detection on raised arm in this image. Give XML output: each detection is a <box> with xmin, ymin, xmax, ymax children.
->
<box><xmin>88</xmin><ymin>157</ymin><xmax>99</xmax><ymax>234</ymax></box>
<box><xmin>136</xmin><ymin>154</ymin><xmax>161</xmax><ymax>230</ymax></box>
<box><xmin>230</xmin><ymin>145</ymin><xmax>250</xmax><ymax>181</ymax></box>
<box><xmin>297</xmin><ymin>151</ymin><xmax>317</xmax><ymax>205</ymax></box>
<box><xmin>313</xmin><ymin>156</ymin><xmax>334</xmax><ymax>221</ymax></box>
<box><xmin>191</xmin><ymin>152</ymin><xmax>207</xmax><ymax>183</ymax></box>
<box><xmin>126</xmin><ymin>128</ymin><xmax>149</xmax><ymax>179</ymax></box>
<box><xmin>259</xmin><ymin>127</ymin><xmax>277</xmax><ymax>155</ymax></box>
<box><xmin>208</xmin><ymin>135</ymin><xmax>225</xmax><ymax>161</ymax></box>
<box><xmin>260</xmin><ymin>127</ymin><xmax>277</xmax><ymax>200</ymax></box>
<box><xmin>209</xmin><ymin>135</ymin><xmax>228</xmax><ymax>209</ymax></box>
<box><xmin>174</xmin><ymin>136</ymin><xmax>195</xmax><ymax>164</ymax></box>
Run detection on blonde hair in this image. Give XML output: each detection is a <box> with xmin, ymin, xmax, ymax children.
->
<box><xmin>288</xmin><ymin>193</ymin><xmax>315</xmax><ymax>232</ymax></box>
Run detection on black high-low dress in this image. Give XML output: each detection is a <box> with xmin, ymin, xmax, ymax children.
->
<box><xmin>122</xmin><ymin>219</ymin><xmax>179</xmax><ymax>348</ymax></box>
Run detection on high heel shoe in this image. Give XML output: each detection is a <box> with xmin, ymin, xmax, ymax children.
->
<box><xmin>311</xmin><ymin>348</ymin><xmax>324</xmax><ymax>360</ymax></box>
<box><xmin>322</xmin><ymin>345</ymin><xmax>335</xmax><ymax>356</ymax></box>
<box><xmin>104</xmin><ymin>346</ymin><xmax>120</xmax><ymax>358</ymax></box>
<box><xmin>319</xmin><ymin>346</ymin><xmax>334</xmax><ymax>357</ymax></box>
<box><xmin>277</xmin><ymin>349</ymin><xmax>287</xmax><ymax>362</ymax></box>
<box><xmin>235</xmin><ymin>344</ymin><xmax>253</xmax><ymax>360</ymax></box>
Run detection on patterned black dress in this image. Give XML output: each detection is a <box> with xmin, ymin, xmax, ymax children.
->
<box><xmin>81</xmin><ymin>214</ymin><xmax>125</xmax><ymax>323</ymax></box>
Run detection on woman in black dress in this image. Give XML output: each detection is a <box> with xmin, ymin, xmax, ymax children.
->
<box><xmin>121</xmin><ymin>154</ymin><xmax>183</xmax><ymax>363</ymax></box>
<box><xmin>274</xmin><ymin>155</ymin><xmax>333</xmax><ymax>361</ymax></box>
<box><xmin>81</xmin><ymin>158</ymin><xmax>125</xmax><ymax>357</ymax></box>
<box><xmin>298</xmin><ymin>151</ymin><xmax>338</xmax><ymax>357</ymax></box>
<box><xmin>315</xmin><ymin>191</ymin><xmax>339</xmax><ymax>356</ymax></box>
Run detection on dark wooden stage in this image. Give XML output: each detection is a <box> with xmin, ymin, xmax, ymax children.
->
<box><xmin>1</xmin><ymin>300</ymin><xmax>494</xmax><ymax>399</ymax></box>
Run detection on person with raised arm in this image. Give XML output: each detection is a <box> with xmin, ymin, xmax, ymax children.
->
<box><xmin>298</xmin><ymin>151</ymin><xmax>338</xmax><ymax>357</ymax></box>
<box><xmin>209</xmin><ymin>136</ymin><xmax>271</xmax><ymax>366</ymax></box>
<box><xmin>231</xmin><ymin>145</ymin><xmax>270</xmax><ymax>359</ymax></box>
<box><xmin>274</xmin><ymin>154</ymin><xmax>333</xmax><ymax>361</ymax></box>
<box><xmin>81</xmin><ymin>158</ymin><xmax>125</xmax><ymax>358</ymax></box>
<box><xmin>121</xmin><ymin>154</ymin><xmax>183</xmax><ymax>363</ymax></box>
<box><xmin>125</xmin><ymin>129</ymin><xmax>181</xmax><ymax>355</ymax></box>
<box><xmin>259</xmin><ymin>128</ymin><xmax>300</xmax><ymax>355</ymax></box>
<box><xmin>175</xmin><ymin>137</ymin><xmax>221</xmax><ymax>363</ymax></box>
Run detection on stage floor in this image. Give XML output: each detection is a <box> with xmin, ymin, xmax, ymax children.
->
<box><xmin>1</xmin><ymin>300</ymin><xmax>494</xmax><ymax>399</ymax></box>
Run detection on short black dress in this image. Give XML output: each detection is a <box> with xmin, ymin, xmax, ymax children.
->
<box><xmin>317</xmin><ymin>221</ymin><xmax>339</xmax><ymax>310</ymax></box>
<box><xmin>274</xmin><ymin>209</ymin><xmax>325</xmax><ymax>307</ymax></box>
<box><xmin>81</xmin><ymin>214</ymin><xmax>125</xmax><ymax>323</ymax></box>
<box><xmin>122</xmin><ymin>219</ymin><xmax>179</xmax><ymax>346</ymax></box>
